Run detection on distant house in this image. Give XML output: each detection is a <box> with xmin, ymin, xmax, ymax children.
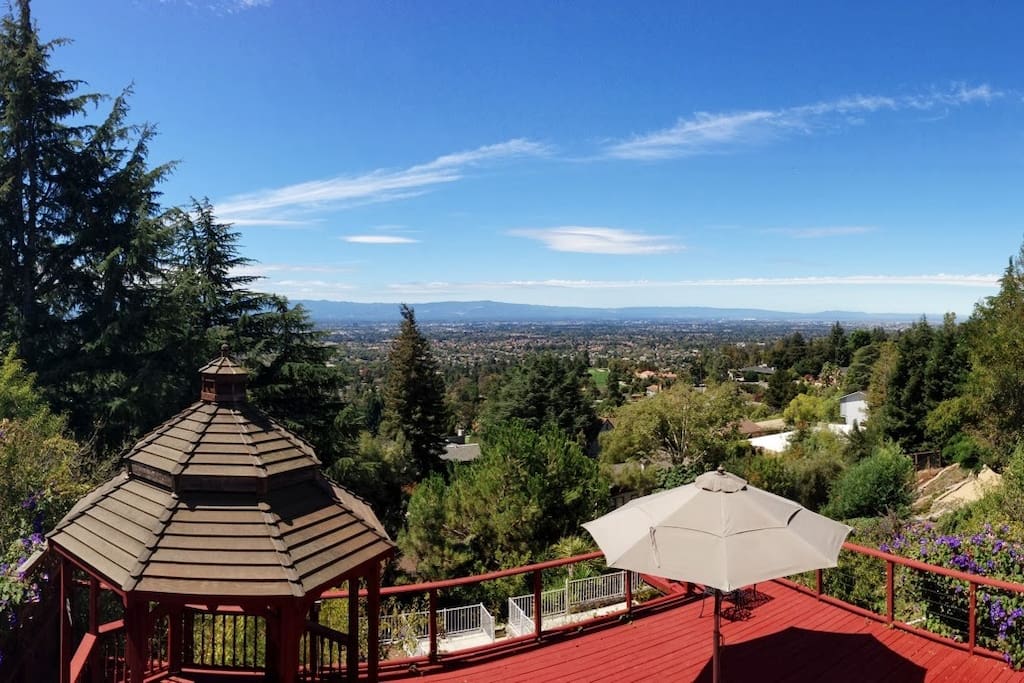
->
<box><xmin>646</xmin><ymin>384</ymin><xmax>661</xmax><ymax>397</ymax></box>
<box><xmin>735</xmin><ymin>418</ymin><xmax>787</xmax><ymax>439</ymax></box>
<box><xmin>748</xmin><ymin>422</ymin><xmax>853</xmax><ymax>454</ymax></box>
<box><xmin>747</xmin><ymin>431</ymin><xmax>794</xmax><ymax>454</ymax></box>
<box><xmin>730</xmin><ymin>365</ymin><xmax>775</xmax><ymax>381</ymax></box>
<box><xmin>736</xmin><ymin>418</ymin><xmax>768</xmax><ymax>438</ymax></box>
<box><xmin>443</xmin><ymin>442</ymin><xmax>482</xmax><ymax>463</ymax></box>
<box><xmin>839</xmin><ymin>391</ymin><xmax>869</xmax><ymax>427</ymax></box>
<box><xmin>635</xmin><ymin>370</ymin><xmax>657</xmax><ymax>380</ymax></box>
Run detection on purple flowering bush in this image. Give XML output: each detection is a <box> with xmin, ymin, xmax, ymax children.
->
<box><xmin>0</xmin><ymin>410</ymin><xmax>89</xmax><ymax>670</ymax></box>
<box><xmin>882</xmin><ymin>521</ymin><xmax>1024</xmax><ymax>667</ymax></box>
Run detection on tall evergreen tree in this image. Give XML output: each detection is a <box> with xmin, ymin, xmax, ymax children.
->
<box><xmin>243</xmin><ymin>297</ymin><xmax>350</xmax><ymax>467</ymax></box>
<box><xmin>163</xmin><ymin>200</ymin><xmax>351</xmax><ymax>468</ymax></box>
<box><xmin>877</xmin><ymin>319</ymin><xmax>935</xmax><ymax>450</ymax></box>
<box><xmin>161</xmin><ymin>198</ymin><xmax>267</xmax><ymax>399</ymax></box>
<box><xmin>0</xmin><ymin>1</ymin><xmax>172</xmax><ymax>454</ymax></box>
<box><xmin>0</xmin><ymin>0</ymin><xmax>94</xmax><ymax>355</ymax></box>
<box><xmin>58</xmin><ymin>94</ymin><xmax>173</xmax><ymax>450</ymax></box>
<box><xmin>479</xmin><ymin>352</ymin><xmax>598</xmax><ymax>443</ymax></box>
<box><xmin>381</xmin><ymin>305</ymin><xmax>449</xmax><ymax>479</ymax></box>
<box><xmin>949</xmin><ymin>246</ymin><xmax>1024</xmax><ymax>461</ymax></box>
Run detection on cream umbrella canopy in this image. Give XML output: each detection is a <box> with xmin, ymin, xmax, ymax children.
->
<box><xmin>582</xmin><ymin>466</ymin><xmax>851</xmax><ymax>683</ymax></box>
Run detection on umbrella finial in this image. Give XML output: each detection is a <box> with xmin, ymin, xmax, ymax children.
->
<box><xmin>696</xmin><ymin>467</ymin><xmax>747</xmax><ymax>492</ymax></box>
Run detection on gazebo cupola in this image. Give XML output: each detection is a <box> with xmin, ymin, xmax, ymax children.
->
<box><xmin>199</xmin><ymin>344</ymin><xmax>248</xmax><ymax>403</ymax></box>
<box><xmin>47</xmin><ymin>348</ymin><xmax>395</xmax><ymax>683</ymax></box>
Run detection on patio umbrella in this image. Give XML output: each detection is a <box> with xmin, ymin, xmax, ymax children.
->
<box><xmin>582</xmin><ymin>466</ymin><xmax>851</xmax><ymax>683</ymax></box>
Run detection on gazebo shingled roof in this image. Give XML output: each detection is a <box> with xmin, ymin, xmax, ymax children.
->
<box><xmin>48</xmin><ymin>347</ymin><xmax>394</xmax><ymax>600</ymax></box>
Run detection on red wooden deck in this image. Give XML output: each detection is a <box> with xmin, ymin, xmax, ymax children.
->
<box><xmin>382</xmin><ymin>581</ymin><xmax>1024</xmax><ymax>683</ymax></box>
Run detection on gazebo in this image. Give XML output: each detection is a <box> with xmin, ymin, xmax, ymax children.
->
<box><xmin>46</xmin><ymin>348</ymin><xmax>396</xmax><ymax>682</ymax></box>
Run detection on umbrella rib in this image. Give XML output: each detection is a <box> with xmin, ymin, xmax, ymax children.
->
<box><xmin>657</xmin><ymin>524</ymin><xmax>790</xmax><ymax>538</ymax></box>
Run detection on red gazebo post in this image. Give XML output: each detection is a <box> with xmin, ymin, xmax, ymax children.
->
<box><xmin>347</xmin><ymin>577</ymin><xmax>360</xmax><ymax>681</ymax></box>
<box><xmin>124</xmin><ymin>596</ymin><xmax>148</xmax><ymax>683</ymax></box>
<box><xmin>367</xmin><ymin>561</ymin><xmax>382</xmax><ymax>681</ymax></box>
<box><xmin>58</xmin><ymin>555</ymin><xmax>73</xmax><ymax>683</ymax></box>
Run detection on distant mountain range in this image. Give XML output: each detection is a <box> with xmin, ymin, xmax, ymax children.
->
<box><xmin>295</xmin><ymin>299</ymin><xmax>928</xmax><ymax>324</ymax></box>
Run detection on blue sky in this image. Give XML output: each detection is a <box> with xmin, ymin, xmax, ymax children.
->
<box><xmin>34</xmin><ymin>0</ymin><xmax>1024</xmax><ymax>314</ymax></box>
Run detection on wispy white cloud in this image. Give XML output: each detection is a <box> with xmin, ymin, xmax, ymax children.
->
<box><xmin>767</xmin><ymin>226</ymin><xmax>876</xmax><ymax>239</ymax></box>
<box><xmin>270</xmin><ymin>280</ymin><xmax>358</xmax><ymax>299</ymax></box>
<box><xmin>228</xmin><ymin>265</ymin><xmax>359</xmax><ymax>299</ymax></box>
<box><xmin>509</xmin><ymin>226</ymin><xmax>682</xmax><ymax>255</ymax></box>
<box><xmin>417</xmin><ymin>139</ymin><xmax>552</xmax><ymax>170</ymax></box>
<box><xmin>606</xmin><ymin>83</ymin><xmax>1002</xmax><ymax>159</ymax></box>
<box><xmin>386</xmin><ymin>273</ymin><xmax>999</xmax><ymax>294</ymax></box>
<box><xmin>232</xmin><ymin>263</ymin><xmax>356</xmax><ymax>278</ymax></box>
<box><xmin>221</xmin><ymin>217</ymin><xmax>321</xmax><ymax>228</ymax></box>
<box><xmin>160</xmin><ymin>0</ymin><xmax>271</xmax><ymax>12</ymax></box>
<box><xmin>215</xmin><ymin>138</ymin><xmax>550</xmax><ymax>223</ymax></box>
<box><xmin>343</xmin><ymin>235</ymin><xmax>419</xmax><ymax>244</ymax></box>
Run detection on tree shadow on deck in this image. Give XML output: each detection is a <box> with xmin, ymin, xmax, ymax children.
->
<box><xmin>693</xmin><ymin>627</ymin><xmax>927</xmax><ymax>683</ymax></box>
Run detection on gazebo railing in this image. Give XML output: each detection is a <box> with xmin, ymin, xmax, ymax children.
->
<box><xmin>86</xmin><ymin>619</ymin><xmax>166</xmax><ymax>683</ymax></box>
<box><xmin>300</xmin><ymin>620</ymin><xmax>348</xmax><ymax>681</ymax></box>
<box><xmin>98</xmin><ymin>621</ymin><xmax>126</xmax><ymax>683</ymax></box>
<box><xmin>184</xmin><ymin>607</ymin><xmax>267</xmax><ymax>670</ymax></box>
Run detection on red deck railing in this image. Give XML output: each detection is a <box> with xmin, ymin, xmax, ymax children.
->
<box><xmin>76</xmin><ymin>541</ymin><xmax>1024</xmax><ymax>681</ymax></box>
<box><xmin>781</xmin><ymin>540</ymin><xmax>1024</xmax><ymax>664</ymax></box>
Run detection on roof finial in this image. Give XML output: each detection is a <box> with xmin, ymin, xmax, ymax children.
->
<box><xmin>716</xmin><ymin>464</ymin><xmax>726</xmax><ymax>475</ymax></box>
<box><xmin>221</xmin><ymin>343</ymin><xmax>230</xmax><ymax>358</ymax></box>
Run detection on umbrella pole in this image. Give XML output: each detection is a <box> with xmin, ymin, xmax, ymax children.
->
<box><xmin>713</xmin><ymin>589</ymin><xmax>722</xmax><ymax>683</ymax></box>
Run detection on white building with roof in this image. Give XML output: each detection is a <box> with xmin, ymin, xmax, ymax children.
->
<box><xmin>839</xmin><ymin>391</ymin><xmax>868</xmax><ymax>427</ymax></box>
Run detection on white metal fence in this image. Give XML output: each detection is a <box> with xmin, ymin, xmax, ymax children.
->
<box><xmin>507</xmin><ymin>596</ymin><xmax>530</xmax><ymax>638</ymax></box>
<box><xmin>378</xmin><ymin>602</ymin><xmax>495</xmax><ymax>653</ymax></box>
<box><xmin>506</xmin><ymin>571</ymin><xmax>644</xmax><ymax>637</ymax></box>
<box><xmin>506</xmin><ymin>587</ymin><xmax>566</xmax><ymax>638</ymax></box>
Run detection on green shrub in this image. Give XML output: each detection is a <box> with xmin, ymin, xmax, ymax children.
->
<box><xmin>823</xmin><ymin>443</ymin><xmax>914</xmax><ymax>519</ymax></box>
<box><xmin>790</xmin><ymin>450</ymin><xmax>845</xmax><ymax>512</ymax></box>
<box><xmin>942</xmin><ymin>433</ymin><xmax>991</xmax><ymax>471</ymax></box>
<box><xmin>739</xmin><ymin>455</ymin><xmax>797</xmax><ymax>500</ymax></box>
